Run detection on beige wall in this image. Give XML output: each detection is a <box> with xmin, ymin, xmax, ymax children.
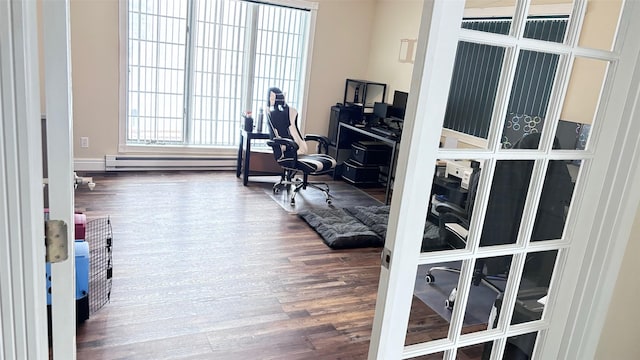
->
<box><xmin>70</xmin><ymin>0</ymin><xmax>120</xmax><ymax>159</ymax></box>
<box><xmin>365</xmin><ymin>0</ymin><xmax>423</xmax><ymax>97</ymax></box>
<box><xmin>303</xmin><ymin>0</ymin><xmax>377</xmax><ymax>136</ymax></box>
<box><xmin>66</xmin><ymin>0</ymin><xmax>379</xmax><ymax>158</ymax></box>
<box><xmin>595</xmin><ymin>206</ymin><xmax>640</xmax><ymax>359</ymax></box>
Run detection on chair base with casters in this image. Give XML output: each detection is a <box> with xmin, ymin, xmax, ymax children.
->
<box><xmin>425</xmin><ymin>262</ymin><xmax>506</xmax><ymax>310</ymax></box>
<box><xmin>272</xmin><ymin>169</ymin><xmax>333</xmax><ymax>206</ymax></box>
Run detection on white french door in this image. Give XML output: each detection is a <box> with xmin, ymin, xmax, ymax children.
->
<box><xmin>0</xmin><ymin>0</ymin><xmax>77</xmax><ymax>359</ymax></box>
<box><xmin>42</xmin><ymin>0</ymin><xmax>78</xmax><ymax>358</ymax></box>
<box><xmin>370</xmin><ymin>0</ymin><xmax>640</xmax><ymax>359</ymax></box>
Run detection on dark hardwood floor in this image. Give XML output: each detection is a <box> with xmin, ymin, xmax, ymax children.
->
<box><xmin>73</xmin><ymin>171</ymin><xmax>482</xmax><ymax>359</ymax></box>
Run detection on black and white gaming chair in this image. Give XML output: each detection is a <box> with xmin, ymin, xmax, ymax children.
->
<box><xmin>265</xmin><ymin>87</ymin><xmax>337</xmax><ymax>206</ymax></box>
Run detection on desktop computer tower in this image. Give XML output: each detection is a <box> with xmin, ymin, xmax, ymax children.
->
<box><xmin>328</xmin><ymin>104</ymin><xmax>363</xmax><ymax>146</ymax></box>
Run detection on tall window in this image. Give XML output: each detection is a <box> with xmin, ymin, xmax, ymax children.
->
<box><xmin>127</xmin><ymin>0</ymin><xmax>310</xmax><ymax>147</ymax></box>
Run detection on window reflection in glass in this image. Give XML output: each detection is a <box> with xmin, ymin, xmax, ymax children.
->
<box><xmin>501</xmin><ymin>51</ymin><xmax>560</xmax><ymax>150</ymax></box>
<box><xmin>480</xmin><ymin>160</ymin><xmax>534</xmax><ymax>247</ymax></box>
<box><xmin>555</xmin><ymin>58</ymin><xmax>609</xmax><ymax>150</ymax></box>
<box><xmin>511</xmin><ymin>250</ymin><xmax>558</xmax><ymax>325</ymax></box>
<box><xmin>459</xmin><ymin>255</ymin><xmax>514</xmax><ymax>336</ymax></box>
<box><xmin>425</xmin><ymin>160</ymin><xmax>483</xmax><ymax>253</ymax></box>
<box><xmin>531</xmin><ymin>160</ymin><xmax>579</xmax><ymax>241</ymax></box>
<box><xmin>578</xmin><ymin>0</ymin><xmax>623</xmax><ymax>51</ymax></box>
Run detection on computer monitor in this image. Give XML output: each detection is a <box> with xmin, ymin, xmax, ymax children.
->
<box><xmin>373</xmin><ymin>102</ymin><xmax>388</xmax><ymax>119</ymax></box>
<box><xmin>388</xmin><ymin>90</ymin><xmax>408</xmax><ymax>120</ymax></box>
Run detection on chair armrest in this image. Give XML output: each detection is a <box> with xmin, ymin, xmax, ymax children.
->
<box><xmin>304</xmin><ymin>134</ymin><xmax>330</xmax><ymax>154</ymax></box>
<box><xmin>435</xmin><ymin>202</ymin><xmax>466</xmax><ymax>218</ymax></box>
<box><xmin>267</xmin><ymin>137</ymin><xmax>299</xmax><ymax>153</ymax></box>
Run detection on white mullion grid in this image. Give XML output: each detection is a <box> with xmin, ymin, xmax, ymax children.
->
<box><xmin>487</xmin><ymin>44</ymin><xmax>520</xmax><ymax>152</ymax></box>
<box><xmin>152</xmin><ymin>0</ymin><xmax>160</xmax><ymax>141</ymax></box>
<box><xmin>446</xmin><ymin>258</ymin><xmax>478</xmax><ymax>346</ymax></box>
<box><xmin>510</xmin><ymin>0</ymin><xmax>531</xmax><ymax>41</ymax></box>
<box><xmin>234</xmin><ymin>3</ymin><xmax>247</xmax><ymax>144</ymax></box>
<box><xmin>231</xmin><ymin>4</ymin><xmax>246</xmax><ymax>143</ymax></box>
<box><xmin>209</xmin><ymin>0</ymin><xmax>219</xmax><ymax>145</ymax></box>
<box><xmin>223</xmin><ymin>4</ymin><xmax>233</xmax><ymax>145</ymax></box>
<box><xmin>212</xmin><ymin>0</ymin><xmax>221</xmax><ymax>145</ymax></box>
<box><xmin>275</xmin><ymin>9</ymin><xmax>285</xmax><ymax>84</ymax></box>
<box><xmin>184</xmin><ymin>0</ymin><xmax>194</xmax><ymax>144</ymax></box>
<box><xmin>564</xmin><ymin>0</ymin><xmax>587</xmax><ymax>48</ymax></box>
<box><xmin>159</xmin><ymin>0</ymin><xmax>167</xmax><ymax>140</ymax></box>
<box><xmin>296</xmin><ymin>11</ymin><xmax>307</xmax><ymax>109</ymax></box>
<box><xmin>213</xmin><ymin>1</ymin><xmax>223</xmax><ymax>145</ymax></box>
<box><xmin>285</xmin><ymin>10</ymin><xmax>294</xmax><ymax>95</ymax></box>
<box><xmin>254</xmin><ymin>5</ymin><xmax>265</xmax><ymax>109</ymax></box>
<box><xmin>405</xmin><ymin>1</ymin><xmax>623</xmax><ymax>357</ymax></box>
<box><xmin>513</xmin><ymin>159</ymin><xmax>550</xmax><ymax>248</ymax></box>
<box><xmin>199</xmin><ymin>0</ymin><xmax>211</xmax><ymax>145</ymax></box>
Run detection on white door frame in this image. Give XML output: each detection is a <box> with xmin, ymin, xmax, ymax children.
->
<box><xmin>42</xmin><ymin>0</ymin><xmax>77</xmax><ymax>358</ymax></box>
<box><xmin>0</xmin><ymin>1</ymin><xmax>49</xmax><ymax>359</ymax></box>
<box><xmin>369</xmin><ymin>0</ymin><xmax>640</xmax><ymax>359</ymax></box>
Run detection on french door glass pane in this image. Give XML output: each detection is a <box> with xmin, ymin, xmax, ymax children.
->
<box><xmin>424</xmin><ymin>160</ymin><xmax>484</xmax><ymax>252</ymax></box>
<box><xmin>531</xmin><ymin>160</ymin><xmax>579</xmax><ymax>242</ymax></box>
<box><xmin>461</xmin><ymin>0</ymin><xmax>515</xmax><ymax>35</ymax></box>
<box><xmin>501</xmin><ymin>51</ymin><xmax>560</xmax><ymax>150</ymax></box>
<box><xmin>456</xmin><ymin>341</ymin><xmax>493</xmax><ymax>360</ymax></box>
<box><xmin>555</xmin><ymin>58</ymin><xmax>609</xmax><ymax>150</ymax></box>
<box><xmin>523</xmin><ymin>0</ymin><xmax>572</xmax><ymax>43</ymax></box>
<box><xmin>578</xmin><ymin>0</ymin><xmax>623</xmax><ymax>51</ymax></box>
<box><xmin>441</xmin><ymin>43</ymin><xmax>505</xmax><ymax>148</ymax></box>
<box><xmin>459</xmin><ymin>255</ymin><xmax>513</xmax><ymax>336</ymax></box>
<box><xmin>504</xmin><ymin>332</ymin><xmax>538</xmax><ymax>359</ymax></box>
<box><xmin>511</xmin><ymin>250</ymin><xmax>558</xmax><ymax>325</ymax></box>
<box><xmin>480</xmin><ymin>160</ymin><xmax>534</xmax><ymax>248</ymax></box>
<box><xmin>407</xmin><ymin>266</ymin><xmax>457</xmax><ymax>344</ymax></box>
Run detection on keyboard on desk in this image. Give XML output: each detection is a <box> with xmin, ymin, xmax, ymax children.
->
<box><xmin>368</xmin><ymin>126</ymin><xmax>401</xmax><ymax>139</ymax></box>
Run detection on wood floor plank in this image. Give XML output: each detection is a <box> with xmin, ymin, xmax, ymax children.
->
<box><xmin>74</xmin><ymin>171</ymin><xmax>481</xmax><ymax>359</ymax></box>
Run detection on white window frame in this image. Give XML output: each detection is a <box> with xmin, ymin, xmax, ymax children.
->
<box><xmin>117</xmin><ymin>0</ymin><xmax>318</xmax><ymax>155</ymax></box>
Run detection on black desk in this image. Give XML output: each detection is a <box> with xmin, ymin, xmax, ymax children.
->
<box><xmin>236</xmin><ymin>129</ymin><xmax>278</xmax><ymax>185</ymax></box>
<box><xmin>335</xmin><ymin>123</ymin><xmax>400</xmax><ymax>204</ymax></box>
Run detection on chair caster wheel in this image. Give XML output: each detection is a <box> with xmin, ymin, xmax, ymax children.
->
<box><xmin>445</xmin><ymin>288</ymin><xmax>457</xmax><ymax>310</ymax></box>
<box><xmin>326</xmin><ymin>199</ymin><xmax>332</xmax><ymax>205</ymax></box>
<box><xmin>290</xmin><ymin>199</ymin><xmax>296</xmax><ymax>206</ymax></box>
<box><xmin>445</xmin><ymin>299</ymin><xmax>454</xmax><ymax>310</ymax></box>
<box><xmin>425</xmin><ymin>274</ymin><xmax>435</xmax><ymax>284</ymax></box>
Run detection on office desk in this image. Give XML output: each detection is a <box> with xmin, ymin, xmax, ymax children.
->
<box><xmin>236</xmin><ymin>129</ymin><xmax>279</xmax><ymax>185</ymax></box>
<box><xmin>335</xmin><ymin>123</ymin><xmax>400</xmax><ymax>204</ymax></box>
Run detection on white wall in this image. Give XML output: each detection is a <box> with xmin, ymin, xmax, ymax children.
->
<box><xmin>594</xmin><ymin>206</ymin><xmax>640</xmax><ymax>359</ymax></box>
<box><xmin>365</xmin><ymin>0</ymin><xmax>423</xmax><ymax>97</ymax></box>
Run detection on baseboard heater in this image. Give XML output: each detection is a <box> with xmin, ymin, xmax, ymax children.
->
<box><xmin>105</xmin><ymin>155</ymin><xmax>236</xmax><ymax>171</ymax></box>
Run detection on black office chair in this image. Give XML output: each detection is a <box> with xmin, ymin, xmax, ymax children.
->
<box><xmin>426</xmin><ymin>133</ymin><xmax>573</xmax><ymax>309</ymax></box>
<box><xmin>265</xmin><ymin>87</ymin><xmax>337</xmax><ymax>206</ymax></box>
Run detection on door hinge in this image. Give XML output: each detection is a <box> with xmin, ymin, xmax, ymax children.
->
<box><xmin>45</xmin><ymin>220</ymin><xmax>69</xmax><ymax>263</ymax></box>
<box><xmin>382</xmin><ymin>248</ymin><xmax>392</xmax><ymax>269</ymax></box>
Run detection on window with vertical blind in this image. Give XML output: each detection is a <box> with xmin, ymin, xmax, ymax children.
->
<box><xmin>126</xmin><ymin>0</ymin><xmax>311</xmax><ymax>147</ymax></box>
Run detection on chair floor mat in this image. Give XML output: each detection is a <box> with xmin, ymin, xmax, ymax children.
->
<box><xmin>263</xmin><ymin>179</ymin><xmax>382</xmax><ymax>214</ymax></box>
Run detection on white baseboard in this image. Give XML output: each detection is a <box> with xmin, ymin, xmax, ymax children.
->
<box><xmin>74</xmin><ymin>158</ymin><xmax>105</xmax><ymax>172</ymax></box>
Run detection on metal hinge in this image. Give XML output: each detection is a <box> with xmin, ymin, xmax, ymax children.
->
<box><xmin>45</xmin><ymin>220</ymin><xmax>68</xmax><ymax>263</ymax></box>
<box><xmin>382</xmin><ymin>248</ymin><xmax>392</xmax><ymax>269</ymax></box>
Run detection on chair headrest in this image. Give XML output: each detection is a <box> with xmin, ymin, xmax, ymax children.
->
<box><xmin>268</xmin><ymin>87</ymin><xmax>286</xmax><ymax>110</ymax></box>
